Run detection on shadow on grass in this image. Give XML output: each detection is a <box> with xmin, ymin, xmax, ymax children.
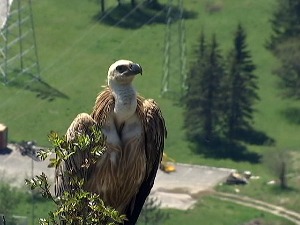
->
<box><xmin>5</xmin><ymin>72</ymin><xmax>68</xmax><ymax>101</ymax></box>
<box><xmin>281</xmin><ymin>107</ymin><xmax>300</xmax><ymax>124</ymax></box>
<box><xmin>94</xmin><ymin>3</ymin><xmax>198</xmax><ymax>29</ymax></box>
<box><xmin>191</xmin><ymin>137</ymin><xmax>261</xmax><ymax>163</ymax></box>
<box><xmin>233</xmin><ymin>128</ymin><xmax>275</xmax><ymax>146</ymax></box>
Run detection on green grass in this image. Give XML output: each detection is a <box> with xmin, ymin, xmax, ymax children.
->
<box><xmin>11</xmin><ymin>191</ymin><xmax>294</xmax><ymax>225</ymax></box>
<box><xmin>217</xmin><ymin>175</ymin><xmax>300</xmax><ymax>212</ymax></box>
<box><xmin>164</xmin><ymin>196</ymin><xmax>295</xmax><ymax>225</ymax></box>
<box><xmin>1</xmin><ymin>0</ymin><xmax>300</xmax><ymax>223</ymax></box>
<box><xmin>14</xmin><ymin>196</ymin><xmax>55</xmax><ymax>225</ymax></box>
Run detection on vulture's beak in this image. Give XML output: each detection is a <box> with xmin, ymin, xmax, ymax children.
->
<box><xmin>128</xmin><ymin>63</ymin><xmax>143</xmax><ymax>76</ymax></box>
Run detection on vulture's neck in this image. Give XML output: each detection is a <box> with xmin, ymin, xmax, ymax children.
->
<box><xmin>109</xmin><ymin>81</ymin><xmax>137</xmax><ymax>126</ymax></box>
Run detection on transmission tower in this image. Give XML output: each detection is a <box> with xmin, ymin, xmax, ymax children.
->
<box><xmin>0</xmin><ymin>0</ymin><xmax>40</xmax><ymax>85</ymax></box>
<box><xmin>161</xmin><ymin>0</ymin><xmax>187</xmax><ymax>98</ymax></box>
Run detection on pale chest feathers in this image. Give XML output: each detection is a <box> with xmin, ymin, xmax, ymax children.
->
<box><xmin>101</xmin><ymin>84</ymin><xmax>144</xmax><ymax>160</ymax></box>
<box><xmin>89</xmin><ymin>108</ymin><xmax>146</xmax><ymax>211</ymax></box>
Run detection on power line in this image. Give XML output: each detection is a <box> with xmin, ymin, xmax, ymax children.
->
<box><xmin>0</xmin><ymin>3</ymin><xmax>165</xmax><ymax>121</ymax></box>
<box><xmin>38</xmin><ymin>1</ymin><xmax>144</xmax><ymax>77</ymax></box>
<box><xmin>0</xmin><ymin>1</ymin><xmax>145</xmax><ymax>89</ymax></box>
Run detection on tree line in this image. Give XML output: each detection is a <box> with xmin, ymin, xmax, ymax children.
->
<box><xmin>183</xmin><ymin>0</ymin><xmax>300</xmax><ymax>158</ymax></box>
<box><xmin>183</xmin><ymin>24</ymin><xmax>259</xmax><ymax>157</ymax></box>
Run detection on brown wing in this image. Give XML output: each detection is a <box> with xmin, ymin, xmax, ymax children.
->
<box><xmin>142</xmin><ymin>99</ymin><xmax>167</xmax><ymax>175</ymax></box>
<box><xmin>91</xmin><ymin>87</ymin><xmax>115</xmax><ymax>126</ymax></box>
<box><xmin>56</xmin><ymin>88</ymin><xmax>114</xmax><ymax>196</ymax></box>
<box><xmin>54</xmin><ymin>113</ymin><xmax>96</xmax><ymax>196</ymax></box>
<box><xmin>125</xmin><ymin>98</ymin><xmax>167</xmax><ymax>225</ymax></box>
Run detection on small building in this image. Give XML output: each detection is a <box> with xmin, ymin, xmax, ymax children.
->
<box><xmin>0</xmin><ymin>123</ymin><xmax>8</xmax><ymax>150</ymax></box>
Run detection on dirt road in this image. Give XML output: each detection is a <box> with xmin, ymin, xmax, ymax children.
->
<box><xmin>213</xmin><ymin>192</ymin><xmax>300</xmax><ymax>225</ymax></box>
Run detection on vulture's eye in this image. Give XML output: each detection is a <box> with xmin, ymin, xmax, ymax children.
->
<box><xmin>116</xmin><ymin>65</ymin><xmax>127</xmax><ymax>73</ymax></box>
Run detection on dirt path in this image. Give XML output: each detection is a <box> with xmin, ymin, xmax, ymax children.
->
<box><xmin>213</xmin><ymin>192</ymin><xmax>300</xmax><ymax>225</ymax></box>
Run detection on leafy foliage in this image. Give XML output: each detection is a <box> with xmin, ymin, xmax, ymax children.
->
<box><xmin>25</xmin><ymin>126</ymin><xmax>125</xmax><ymax>225</ymax></box>
<box><xmin>263</xmin><ymin>148</ymin><xmax>291</xmax><ymax>189</ymax></box>
<box><xmin>0</xmin><ymin>183</ymin><xmax>19</xmax><ymax>225</ymax></box>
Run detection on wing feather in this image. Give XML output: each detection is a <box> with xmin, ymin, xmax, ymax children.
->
<box><xmin>56</xmin><ymin>88</ymin><xmax>114</xmax><ymax>196</ymax></box>
<box><xmin>125</xmin><ymin>97</ymin><xmax>167</xmax><ymax>225</ymax></box>
<box><xmin>55</xmin><ymin>113</ymin><xmax>96</xmax><ymax>196</ymax></box>
<box><xmin>91</xmin><ymin>87</ymin><xmax>114</xmax><ymax>126</ymax></box>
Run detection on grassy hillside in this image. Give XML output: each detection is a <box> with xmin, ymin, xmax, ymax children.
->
<box><xmin>3</xmin><ymin>0</ymin><xmax>298</xmax><ymax>164</ymax></box>
<box><xmin>1</xmin><ymin>0</ymin><xmax>300</xmax><ymax>223</ymax></box>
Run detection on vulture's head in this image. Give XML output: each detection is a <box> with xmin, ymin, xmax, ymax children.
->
<box><xmin>107</xmin><ymin>59</ymin><xmax>143</xmax><ymax>86</ymax></box>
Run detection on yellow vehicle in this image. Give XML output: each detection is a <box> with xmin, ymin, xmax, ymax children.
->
<box><xmin>160</xmin><ymin>153</ymin><xmax>176</xmax><ymax>173</ymax></box>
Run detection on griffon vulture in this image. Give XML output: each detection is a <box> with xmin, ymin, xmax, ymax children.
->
<box><xmin>55</xmin><ymin>59</ymin><xmax>167</xmax><ymax>225</ymax></box>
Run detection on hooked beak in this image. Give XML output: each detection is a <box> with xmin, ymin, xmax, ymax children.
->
<box><xmin>127</xmin><ymin>63</ymin><xmax>143</xmax><ymax>76</ymax></box>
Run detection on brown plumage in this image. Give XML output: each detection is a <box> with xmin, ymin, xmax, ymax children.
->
<box><xmin>55</xmin><ymin>60</ymin><xmax>167</xmax><ymax>225</ymax></box>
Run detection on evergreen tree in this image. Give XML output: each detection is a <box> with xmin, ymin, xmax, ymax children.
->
<box><xmin>267</xmin><ymin>0</ymin><xmax>300</xmax><ymax>50</ymax></box>
<box><xmin>224</xmin><ymin>24</ymin><xmax>259</xmax><ymax>141</ymax></box>
<box><xmin>267</xmin><ymin>0</ymin><xmax>300</xmax><ymax>99</ymax></box>
<box><xmin>183</xmin><ymin>32</ymin><xmax>225</xmax><ymax>143</ymax></box>
<box><xmin>273</xmin><ymin>37</ymin><xmax>300</xmax><ymax>99</ymax></box>
<box><xmin>183</xmin><ymin>31</ymin><xmax>207</xmax><ymax>142</ymax></box>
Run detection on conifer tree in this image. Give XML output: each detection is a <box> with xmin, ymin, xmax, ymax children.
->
<box><xmin>273</xmin><ymin>37</ymin><xmax>300</xmax><ymax>99</ymax></box>
<box><xmin>267</xmin><ymin>0</ymin><xmax>300</xmax><ymax>99</ymax></box>
<box><xmin>224</xmin><ymin>24</ymin><xmax>259</xmax><ymax>141</ymax></box>
<box><xmin>183</xmin><ymin>31</ymin><xmax>207</xmax><ymax>142</ymax></box>
<box><xmin>267</xmin><ymin>0</ymin><xmax>300</xmax><ymax>50</ymax></box>
<box><xmin>183</xmin><ymin>32</ymin><xmax>225</xmax><ymax>143</ymax></box>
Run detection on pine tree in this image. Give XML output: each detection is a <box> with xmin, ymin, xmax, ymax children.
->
<box><xmin>224</xmin><ymin>24</ymin><xmax>259</xmax><ymax>141</ymax></box>
<box><xmin>202</xmin><ymin>34</ymin><xmax>225</xmax><ymax>142</ymax></box>
<box><xmin>183</xmin><ymin>31</ymin><xmax>207</xmax><ymax>142</ymax></box>
<box><xmin>183</xmin><ymin>32</ymin><xmax>225</xmax><ymax>143</ymax></box>
<box><xmin>267</xmin><ymin>0</ymin><xmax>300</xmax><ymax>50</ymax></box>
<box><xmin>267</xmin><ymin>0</ymin><xmax>300</xmax><ymax>99</ymax></box>
<box><xmin>273</xmin><ymin>37</ymin><xmax>300</xmax><ymax>99</ymax></box>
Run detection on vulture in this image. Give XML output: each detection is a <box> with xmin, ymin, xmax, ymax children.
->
<box><xmin>55</xmin><ymin>59</ymin><xmax>167</xmax><ymax>225</ymax></box>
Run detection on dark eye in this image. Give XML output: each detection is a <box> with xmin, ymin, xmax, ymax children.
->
<box><xmin>116</xmin><ymin>65</ymin><xmax>127</xmax><ymax>73</ymax></box>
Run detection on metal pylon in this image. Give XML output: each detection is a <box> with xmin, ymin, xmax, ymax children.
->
<box><xmin>161</xmin><ymin>0</ymin><xmax>187</xmax><ymax>98</ymax></box>
<box><xmin>0</xmin><ymin>0</ymin><xmax>40</xmax><ymax>85</ymax></box>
